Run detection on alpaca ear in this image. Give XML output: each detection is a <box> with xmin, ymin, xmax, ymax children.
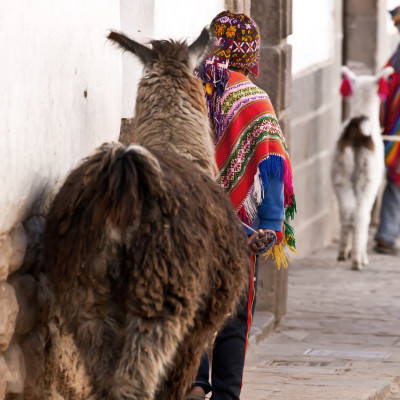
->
<box><xmin>188</xmin><ymin>27</ymin><xmax>210</xmax><ymax>69</ymax></box>
<box><xmin>341</xmin><ymin>65</ymin><xmax>357</xmax><ymax>81</ymax></box>
<box><xmin>375</xmin><ymin>67</ymin><xmax>394</xmax><ymax>100</ymax></box>
<box><xmin>108</xmin><ymin>31</ymin><xmax>155</xmax><ymax>68</ymax></box>
<box><xmin>340</xmin><ymin>66</ymin><xmax>356</xmax><ymax>97</ymax></box>
<box><xmin>340</xmin><ymin>76</ymin><xmax>353</xmax><ymax>97</ymax></box>
<box><xmin>376</xmin><ymin>66</ymin><xmax>394</xmax><ymax>81</ymax></box>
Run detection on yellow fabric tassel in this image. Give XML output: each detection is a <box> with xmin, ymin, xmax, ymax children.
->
<box><xmin>205</xmin><ymin>83</ymin><xmax>214</xmax><ymax>95</ymax></box>
<box><xmin>263</xmin><ymin>234</ymin><xmax>297</xmax><ymax>269</ymax></box>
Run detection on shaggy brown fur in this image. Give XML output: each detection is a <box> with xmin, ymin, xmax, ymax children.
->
<box><xmin>44</xmin><ymin>143</ymin><xmax>249</xmax><ymax>400</ymax></box>
<box><xmin>43</xmin><ymin>30</ymin><xmax>250</xmax><ymax>400</ymax></box>
<box><xmin>109</xmin><ymin>30</ymin><xmax>215</xmax><ymax>178</ymax></box>
<box><xmin>337</xmin><ymin>116</ymin><xmax>375</xmax><ymax>152</ymax></box>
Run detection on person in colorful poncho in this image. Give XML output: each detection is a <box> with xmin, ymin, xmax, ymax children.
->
<box><xmin>375</xmin><ymin>6</ymin><xmax>400</xmax><ymax>255</ymax></box>
<box><xmin>186</xmin><ymin>11</ymin><xmax>295</xmax><ymax>400</ymax></box>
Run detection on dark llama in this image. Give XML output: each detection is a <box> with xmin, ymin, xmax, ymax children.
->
<box><xmin>43</xmin><ymin>28</ymin><xmax>250</xmax><ymax>400</ymax></box>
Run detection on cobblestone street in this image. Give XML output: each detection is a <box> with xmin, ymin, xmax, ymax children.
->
<box><xmin>243</xmin><ymin>232</ymin><xmax>400</xmax><ymax>400</ymax></box>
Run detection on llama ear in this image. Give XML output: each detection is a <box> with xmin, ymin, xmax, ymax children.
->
<box><xmin>108</xmin><ymin>31</ymin><xmax>155</xmax><ymax>68</ymax></box>
<box><xmin>340</xmin><ymin>76</ymin><xmax>353</xmax><ymax>97</ymax></box>
<box><xmin>375</xmin><ymin>67</ymin><xmax>394</xmax><ymax>100</ymax></box>
<box><xmin>188</xmin><ymin>27</ymin><xmax>210</xmax><ymax>69</ymax></box>
<box><xmin>341</xmin><ymin>65</ymin><xmax>357</xmax><ymax>81</ymax></box>
<box><xmin>376</xmin><ymin>66</ymin><xmax>394</xmax><ymax>81</ymax></box>
<box><xmin>340</xmin><ymin>66</ymin><xmax>356</xmax><ymax>97</ymax></box>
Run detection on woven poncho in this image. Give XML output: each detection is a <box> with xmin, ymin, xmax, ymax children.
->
<box><xmin>381</xmin><ymin>47</ymin><xmax>400</xmax><ymax>185</ymax></box>
<box><xmin>216</xmin><ymin>71</ymin><xmax>296</xmax><ymax>261</ymax></box>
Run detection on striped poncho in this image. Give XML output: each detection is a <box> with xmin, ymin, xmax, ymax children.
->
<box><xmin>215</xmin><ymin>71</ymin><xmax>296</xmax><ymax>260</ymax></box>
<box><xmin>381</xmin><ymin>46</ymin><xmax>400</xmax><ymax>185</ymax></box>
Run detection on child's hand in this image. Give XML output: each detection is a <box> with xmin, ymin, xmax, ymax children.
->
<box><xmin>247</xmin><ymin>229</ymin><xmax>277</xmax><ymax>255</ymax></box>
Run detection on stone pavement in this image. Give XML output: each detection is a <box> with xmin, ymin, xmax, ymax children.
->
<box><xmin>242</xmin><ymin>232</ymin><xmax>400</xmax><ymax>400</ymax></box>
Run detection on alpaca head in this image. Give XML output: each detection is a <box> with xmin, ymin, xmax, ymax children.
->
<box><xmin>340</xmin><ymin>65</ymin><xmax>394</xmax><ymax>120</ymax></box>
<box><xmin>107</xmin><ymin>28</ymin><xmax>210</xmax><ymax>77</ymax></box>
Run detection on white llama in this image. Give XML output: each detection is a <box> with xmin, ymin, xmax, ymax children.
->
<box><xmin>331</xmin><ymin>65</ymin><xmax>393</xmax><ymax>270</ymax></box>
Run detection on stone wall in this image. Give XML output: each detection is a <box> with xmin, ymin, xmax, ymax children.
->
<box><xmin>289</xmin><ymin>0</ymin><xmax>343</xmax><ymax>255</ymax></box>
<box><xmin>251</xmin><ymin>0</ymin><xmax>293</xmax><ymax>322</ymax></box>
<box><xmin>343</xmin><ymin>0</ymin><xmax>391</xmax><ymax>74</ymax></box>
<box><xmin>0</xmin><ymin>0</ymin><xmax>122</xmax><ymax>397</ymax></box>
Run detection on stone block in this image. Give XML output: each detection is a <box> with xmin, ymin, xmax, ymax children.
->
<box><xmin>291</xmin><ymin>63</ymin><xmax>337</xmax><ymax>119</ymax></box>
<box><xmin>345</xmin><ymin>0</ymin><xmax>378</xmax><ymax>15</ymax></box>
<box><xmin>279</xmin><ymin>110</ymin><xmax>291</xmax><ymax>148</ymax></box>
<box><xmin>252</xmin><ymin>0</ymin><xmax>282</xmax><ymax>46</ymax></box>
<box><xmin>291</xmin><ymin>152</ymin><xmax>334</xmax><ymax>228</ymax></box>
<box><xmin>282</xmin><ymin>0</ymin><xmax>292</xmax><ymax>37</ymax></box>
<box><xmin>258</xmin><ymin>46</ymin><xmax>282</xmax><ymax>112</ymax></box>
<box><xmin>0</xmin><ymin>283</ymin><xmax>19</xmax><ymax>352</ymax></box>
<box><xmin>4</xmin><ymin>342</ymin><xmax>26</xmax><ymax>395</ymax></box>
<box><xmin>0</xmin><ymin>224</ymin><xmax>27</xmax><ymax>282</ymax></box>
<box><xmin>292</xmin><ymin>202</ymin><xmax>339</xmax><ymax>257</ymax></box>
<box><xmin>8</xmin><ymin>225</ymin><xmax>27</xmax><ymax>277</ymax></box>
<box><xmin>8</xmin><ymin>273</ymin><xmax>38</xmax><ymax>336</ymax></box>
<box><xmin>290</xmin><ymin>104</ymin><xmax>340</xmax><ymax>167</ymax></box>
<box><xmin>226</xmin><ymin>0</ymin><xmax>251</xmax><ymax>14</ymax></box>
<box><xmin>281</xmin><ymin>43</ymin><xmax>292</xmax><ymax>110</ymax></box>
<box><xmin>344</xmin><ymin>15</ymin><xmax>378</xmax><ymax>72</ymax></box>
<box><xmin>0</xmin><ymin>234</ymin><xmax>12</xmax><ymax>282</ymax></box>
<box><xmin>256</xmin><ymin>257</ymin><xmax>288</xmax><ymax>322</ymax></box>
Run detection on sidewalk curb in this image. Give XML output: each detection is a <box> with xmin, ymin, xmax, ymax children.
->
<box><xmin>248</xmin><ymin>311</ymin><xmax>275</xmax><ymax>349</ymax></box>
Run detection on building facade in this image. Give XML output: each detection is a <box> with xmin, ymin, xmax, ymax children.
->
<box><xmin>0</xmin><ymin>0</ymin><xmax>398</xmax><ymax>397</ymax></box>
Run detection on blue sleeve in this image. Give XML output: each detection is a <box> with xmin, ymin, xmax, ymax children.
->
<box><xmin>258</xmin><ymin>178</ymin><xmax>284</xmax><ymax>232</ymax></box>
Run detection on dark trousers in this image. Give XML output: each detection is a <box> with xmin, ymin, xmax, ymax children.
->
<box><xmin>193</xmin><ymin>257</ymin><xmax>258</xmax><ymax>400</ymax></box>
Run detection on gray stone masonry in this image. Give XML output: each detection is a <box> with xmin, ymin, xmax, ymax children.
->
<box><xmin>249</xmin><ymin>0</ymin><xmax>292</xmax><ymax>324</ymax></box>
<box><xmin>242</xmin><ymin>229</ymin><xmax>400</xmax><ymax>400</ymax></box>
<box><xmin>343</xmin><ymin>0</ymin><xmax>389</xmax><ymax>74</ymax></box>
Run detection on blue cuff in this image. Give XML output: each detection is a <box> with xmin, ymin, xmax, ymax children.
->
<box><xmin>259</xmin><ymin>218</ymin><xmax>283</xmax><ymax>232</ymax></box>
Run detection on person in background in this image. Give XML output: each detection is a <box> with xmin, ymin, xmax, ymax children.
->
<box><xmin>186</xmin><ymin>11</ymin><xmax>296</xmax><ymax>400</ymax></box>
<box><xmin>375</xmin><ymin>6</ymin><xmax>400</xmax><ymax>255</ymax></box>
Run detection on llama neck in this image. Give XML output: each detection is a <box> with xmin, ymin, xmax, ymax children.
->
<box><xmin>133</xmin><ymin>74</ymin><xmax>215</xmax><ymax>177</ymax></box>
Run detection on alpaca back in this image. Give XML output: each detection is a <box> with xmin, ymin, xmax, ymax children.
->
<box><xmin>333</xmin><ymin>116</ymin><xmax>383</xmax><ymax>205</ymax></box>
<box><xmin>43</xmin><ymin>142</ymin><xmax>249</xmax><ymax>399</ymax></box>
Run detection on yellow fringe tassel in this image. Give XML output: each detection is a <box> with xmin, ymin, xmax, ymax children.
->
<box><xmin>263</xmin><ymin>234</ymin><xmax>297</xmax><ymax>269</ymax></box>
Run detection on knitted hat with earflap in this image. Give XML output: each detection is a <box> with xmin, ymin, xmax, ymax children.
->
<box><xmin>390</xmin><ymin>6</ymin><xmax>400</xmax><ymax>29</ymax></box>
<box><xmin>197</xmin><ymin>11</ymin><xmax>261</xmax><ymax>141</ymax></box>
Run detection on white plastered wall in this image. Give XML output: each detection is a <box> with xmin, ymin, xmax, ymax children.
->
<box><xmin>0</xmin><ymin>0</ymin><xmax>122</xmax><ymax>235</ymax></box>
<box><xmin>288</xmin><ymin>0</ymin><xmax>335</xmax><ymax>76</ymax></box>
<box><xmin>120</xmin><ymin>0</ymin><xmax>226</xmax><ymax>117</ymax></box>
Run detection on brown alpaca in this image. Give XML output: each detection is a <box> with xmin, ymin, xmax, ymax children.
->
<box><xmin>43</xmin><ymin>29</ymin><xmax>249</xmax><ymax>400</ymax></box>
<box><xmin>109</xmin><ymin>29</ymin><xmax>216</xmax><ymax>178</ymax></box>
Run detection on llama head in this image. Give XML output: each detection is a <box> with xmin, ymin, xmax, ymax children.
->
<box><xmin>107</xmin><ymin>28</ymin><xmax>210</xmax><ymax>75</ymax></box>
<box><xmin>340</xmin><ymin>65</ymin><xmax>394</xmax><ymax>119</ymax></box>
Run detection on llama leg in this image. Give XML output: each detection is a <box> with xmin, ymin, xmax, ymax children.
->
<box><xmin>71</xmin><ymin>302</ymin><xmax>123</xmax><ymax>399</ymax></box>
<box><xmin>159</xmin><ymin>329</ymin><xmax>210</xmax><ymax>400</ymax></box>
<box><xmin>337</xmin><ymin>204</ymin><xmax>355</xmax><ymax>261</ymax></box>
<box><xmin>352</xmin><ymin>206</ymin><xmax>371</xmax><ymax>270</ymax></box>
<box><xmin>338</xmin><ymin>221</ymin><xmax>352</xmax><ymax>261</ymax></box>
<box><xmin>336</xmin><ymin>189</ymin><xmax>356</xmax><ymax>261</ymax></box>
<box><xmin>112</xmin><ymin>317</ymin><xmax>183</xmax><ymax>400</ymax></box>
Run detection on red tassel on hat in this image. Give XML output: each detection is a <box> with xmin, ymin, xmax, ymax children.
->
<box><xmin>378</xmin><ymin>77</ymin><xmax>389</xmax><ymax>101</ymax></box>
<box><xmin>340</xmin><ymin>76</ymin><xmax>353</xmax><ymax>97</ymax></box>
